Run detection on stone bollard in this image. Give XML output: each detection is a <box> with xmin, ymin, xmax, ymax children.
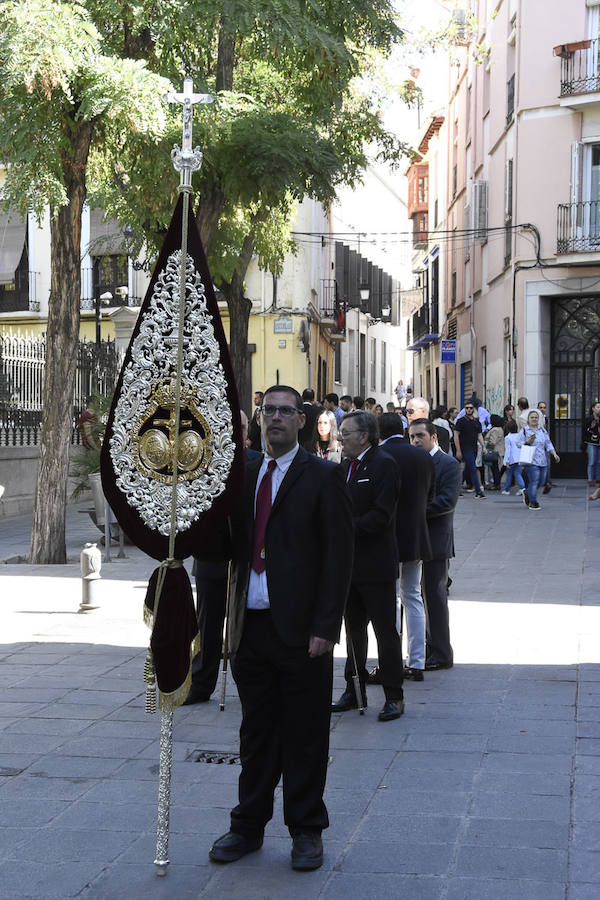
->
<box><xmin>80</xmin><ymin>542</ymin><xmax>102</xmax><ymax>612</ymax></box>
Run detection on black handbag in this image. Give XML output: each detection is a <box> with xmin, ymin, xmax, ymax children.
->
<box><xmin>483</xmin><ymin>449</ymin><xmax>499</xmax><ymax>464</ymax></box>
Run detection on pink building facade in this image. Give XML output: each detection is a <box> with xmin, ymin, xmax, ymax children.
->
<box><xmin>411</xmin><ymin>0</ymin><xmax>600</xmax><ymax>475</ymax></box>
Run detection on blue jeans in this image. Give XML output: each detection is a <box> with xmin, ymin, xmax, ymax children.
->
<box><xmin>523</xmin><ymin>464</ymin><xmax>543</xmax><ymax>503</ymax></box>
<box><xmin>462</xmin><ymin>450</ymin><xmax>482</xmax><ymax>494</ymax></box>
<box><xmin>504</xmin><ymin>463</ymin><xmax>525</xmax><ymax>492</ymax></box>
<box><xmin>587</xmin><ymin>444</ymin><xmax>600</xmax><ymax>482</ymax></box>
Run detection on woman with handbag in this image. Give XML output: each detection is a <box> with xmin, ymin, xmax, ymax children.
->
<box><xmin>515</xmin><ymin>411</ymin><xmax>560</xmax><ymax>510</ymax></box>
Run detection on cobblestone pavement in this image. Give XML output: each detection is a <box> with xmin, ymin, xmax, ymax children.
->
<box><xmin>0</xmin><ymin>481</ymin><xmax>599</xmax><ymax>899</ymax></box>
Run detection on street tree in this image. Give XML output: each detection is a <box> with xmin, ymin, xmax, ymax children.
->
<box><xmin>0</xmin><ymin>0</ymin><xmax>171</xmax><ymax>563</ymax></box>
<box><xmin>86</xmin><ymin>0</ymin><xmax>412</xmax><ymax>401</ymax></box>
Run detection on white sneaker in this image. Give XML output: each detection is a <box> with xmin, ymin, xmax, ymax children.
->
<box><xmin>501</xmin><ymin>490</ymin><xmax>510</xmax><ymax>495</ymax></box>
<box><xmin>516</xmin><ymin>489</ymin><xmax>524</xmax><ymax>496</ymax></box>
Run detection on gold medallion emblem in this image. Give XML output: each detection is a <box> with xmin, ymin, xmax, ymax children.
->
<box><xmin>131</xmin><ymin>375</ymin><xmax>213</xmax><ymax>484</ymax></box>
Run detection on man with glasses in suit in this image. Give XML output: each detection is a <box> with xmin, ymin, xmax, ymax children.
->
<box><xmin>209</xmin><ymin>386</ymin><xmax>353</xmax><ymax>872</ymax></box>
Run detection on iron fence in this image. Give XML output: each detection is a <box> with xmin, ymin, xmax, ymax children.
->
<box><xmin>0</xmin><ymin>332</ymin><xmax>119</xmax><ymax>446</ymax></box>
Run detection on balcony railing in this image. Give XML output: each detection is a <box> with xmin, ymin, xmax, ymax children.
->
<box><xmin>557</xmin><ymin>39</ymin><xmax>600</xmax><ymax>96</ymax></box>
<box><xmin>557</xmin><ymin>200</ymin><xmax>600</xmax><ymax>253</ymax></box>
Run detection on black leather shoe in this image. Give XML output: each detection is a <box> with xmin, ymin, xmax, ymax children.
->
<box><xmin>209</xmin><ymin>830</ymin><xmax>263</xmax><ymax>863</ymax></box>
<box><xmin>424</xmin><ymin>660</ymin><xmax>453</xmax><ymax>671</ymax></box>
<box><xmin>378</xmin><ymin>699</ymin><xmax>404</xmax><ymax>721</ymax></box>
<box><xmin>183</xmin><ymin>685</ymin><xmax>211</xmax><ymax>705</ymax></box>
<box><xmin>331</xmin><ymin>687</ymin><xmax>367</xmax><ymax>712</ymax></box>
<box><xmin>366</xmin><ymin>667</ymin><xmax>381</xmax><ymax>685</ymax></box>
<box><xmin>403</xmin><ymin>667</ymin><xmax>424</xmax><ymax>681</ymax></box>
<box><xmin>291</xmin><ymin>832</ymin><xmax>323</xmax><ymax>870</ymax></box>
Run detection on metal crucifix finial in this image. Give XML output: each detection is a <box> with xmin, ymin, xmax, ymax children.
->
<box><xmin>165</xmin><ymin>77</ymin><xmax>213</xmax><ymax>190</ymax></box>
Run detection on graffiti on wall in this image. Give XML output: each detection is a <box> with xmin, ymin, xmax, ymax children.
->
<box><xmin>486</xmin><ymin>384</ymin><xmax>504</xmax><ymax>414</ymax></box>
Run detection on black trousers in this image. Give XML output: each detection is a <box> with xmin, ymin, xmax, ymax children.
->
<box><xmin>230</xmin><ymin>610</ymin><xmax>333</xmax><ymax>838</ymax></box>
<box><xmin>190</xmin><ymin>563</ymin><xmax>228</xmax><ymax>697</ymax></box>
<box><xmin>343</xmin><ymin>581</ymin><xmax>404</xmax><ymax>700</ymax></box>
<box><xmin>422</xmin><ymin>558</ymin><xmax>453</xmax><ymax>666</ymax></box>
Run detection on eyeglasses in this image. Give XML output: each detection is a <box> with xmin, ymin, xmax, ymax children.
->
<box><xmin>465</xmin><ymin>406</ymin><xmax>474</xmax><ymax>411</ymax></box>
<box><xmin>260</xmin><ymin>404</ymin><xmax>300</xmax><ymax>418</ymax></box>
<box><xmin>406</xmin><ymin>408</ymin><xmax>424</xmax><ymax>416</ymax></box>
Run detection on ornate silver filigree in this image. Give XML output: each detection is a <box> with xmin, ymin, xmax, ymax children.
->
<box><xmin>154</xmin><ymin>708</ymin><xmax>173</xmax><ymax>875</ymax></box>
<box><xmin>109</xmin><ymin>249</ymin><xmax>235</xmax><ymax>536</ymax></box>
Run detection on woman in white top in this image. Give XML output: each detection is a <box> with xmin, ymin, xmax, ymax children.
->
<box><xmin>515</xmin><ymin>411</ymin><xmax>560</xmax><ymax>509</ymax></box>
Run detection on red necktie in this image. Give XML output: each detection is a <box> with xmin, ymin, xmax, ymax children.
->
<box><xmin>252</xmin><ymin>459</ymin><xmax>277</xmax><ymax>574</ymax></box>
<box><xmin>347</xmin><ymin>459</ymin><xmax>358</xmax><ymax>482</ymax></box>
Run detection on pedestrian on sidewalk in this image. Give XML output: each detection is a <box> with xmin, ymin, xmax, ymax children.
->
<box><xmin>584</xmin><ymin>401</ymin><xmax>600</xmax><ymax>487</ymax></box>
<box><xmin>516</xmin><ymin>411</ymin><xmax>560</xmax><ymax>510</ymax></box>
<box><xmin>453</xmin><ymin>402</ymin><xmax>486</xmax><ymax>498</ymax></box>
<box><xmin>501</xmin><ymin>420</ymin><xmax>526</xmax><ymax>496</ymax></box>
<box><xmin>209</xmin><ymin>386</ymin><xmax>353</xmax><ymax>872</ymax></box>
<box><xmin>408</xmin><ymin>418</ymin><xmax>461</xmax><ymax>671</ymax></box>
<box><xmin>332</xmin><ymin>411</ymin><xmax>404</xmax><ymax>721</ymax></box>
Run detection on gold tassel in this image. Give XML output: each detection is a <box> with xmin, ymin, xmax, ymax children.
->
<box><xmin>144</xmin><ymin>649</ymin><xmax>157</xmax><ymax>715</ymax></box>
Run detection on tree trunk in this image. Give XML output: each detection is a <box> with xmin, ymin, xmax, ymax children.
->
<box><xmin>195</xmin><ymin>17</ymin><xmax>235</xmax><ymax>253</ymax></box>
<box><xmin>224</xmin><ymin>232</ymin><xmax>255</xmax><ymax>414</ymax></box>
<box><xmin>196</xmin><ymin>181</ymin><xmax>226</xmax><ymax>255</ymax></box>
<box><xmin>30</xmin><ymin>122</ymin><xmax>92</xmax><ymax>564</ymax></box>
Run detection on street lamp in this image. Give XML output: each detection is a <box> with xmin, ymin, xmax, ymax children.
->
<box><xmin>95</xmin><ymin>291</ymin><xmax>113</xmax><ymax>348</ymax></box>
<box><xmin>382</xmin><ymin>303</ymin><xmax>391</xmax><ymax>319</ymax></box>
<box><xmin>359</xmin><ymin>284</ymin><xmax>370</xmax><ymax>303</ymax></box>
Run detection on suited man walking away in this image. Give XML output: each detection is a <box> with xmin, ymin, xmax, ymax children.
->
<box><xmin>209</xmin><ymin>386</ymin><xmax>353</xmax><ymax>872</ymax></box>
<box><xmin>331</xmin><ymin>411</ymin><xmax>404</xmax><ymax>722</ymax></box>
<box><xmin>409</xmin><ymin>419</ymin><xmax>462</xmax><ymax>671</ymax></box>
<box><xmin>376</xmin><ymin>413</ymin><xmax>435</xmax><ymax>681</ymax></box>
<box><xmin>297</xmin><ymin>387</ymin><xmax>320</xmax><ymax>450</ymax></box>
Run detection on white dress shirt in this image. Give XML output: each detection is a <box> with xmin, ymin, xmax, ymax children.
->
<box><xmin>247</xmin><ymin>444</ymin><xmax>299</xmax><ymax>609</ymax></box>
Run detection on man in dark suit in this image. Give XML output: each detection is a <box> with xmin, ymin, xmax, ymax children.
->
<box><xmin>297</xmin><ymin>387</ymin><xmax>320</xmax><ymax>450</ymax></box>
<box><xmin>246</xmin><ymin>390</ymin><xmax>264</xmax><ymax>451</ymax></box>
<box><xmin>377</xmin><ymin>413</ymin><xmax>435</xmax><ymax>681</ymax></box>
<box><xmin>408</xmin><ymin>418</ymin><xmax>462</xmax><ymax>671</ymax></box>
<box><xmin>331</xmin><ymin>411</ymin><xmax>404</xmax><ymax>721</ymax></box>
<box><xmin>209</xmin><ymin>386</ymin><xmax>353</xmax><ymax>872</ymax></box>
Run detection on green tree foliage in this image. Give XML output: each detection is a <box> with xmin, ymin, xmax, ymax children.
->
<box><xmin>84</xmin><ymin>0</ymin><xmax>411</xmax><ymax>401</ymax></box>
<box><xmin>0</xmin><ymin>0</ymin><xmax>171</xmax><ymax>563</ymax></box>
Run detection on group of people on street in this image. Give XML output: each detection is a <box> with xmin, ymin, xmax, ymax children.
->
<box><xmin>186</xmin><ymin>381</ymin><xmax>598</xmax><ymax>872</ymax></box>
<box><xmin>184</xmin><ymin>383</ymin><xmax>460</xmax><ymax>872</ymax></box>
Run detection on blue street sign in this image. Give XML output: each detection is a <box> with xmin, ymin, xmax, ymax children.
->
<box><xmin>441</xmin><ymin>339</ymin><xmax>456</xmax><ymax>364</ymax></box>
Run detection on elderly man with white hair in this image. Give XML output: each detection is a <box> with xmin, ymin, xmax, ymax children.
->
<box><xmin>406</xmin><ymin>397</ymin><xmax>450</xmax><ymax>453</ymax></box>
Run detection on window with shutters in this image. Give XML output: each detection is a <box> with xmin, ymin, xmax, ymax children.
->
<box><xmin>504</xmin><ymin>159</ymin><xmax>513</xmax><ymax>266</ymax></box>
<box><xmin>557</xmin><ymin>141</ymin><xmax>600</xmax><ymax>252</ymax></box>
<box><xmin>464</xmin><ymin>204</ymin><xmax>471</xmax><ymax>261</ymax></box>
<box><xmin>473</xmin><ymin>181</ymin><xmax>488</xmax><ymax>243</ymax></box>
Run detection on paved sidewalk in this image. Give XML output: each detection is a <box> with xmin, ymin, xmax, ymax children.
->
<box><xmin>1</xmin><ymin>482</ymin><xmax>599</xmax><ymax>899</ymax></box>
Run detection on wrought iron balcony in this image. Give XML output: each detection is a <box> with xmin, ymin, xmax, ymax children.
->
<box><xmin>556</xmin><ymin>39</ymin><xmax>600</xmax><ymax>96</ymax></box>
<box><xmin>557</xmin><ymin>201</ymin><xmax>600</xmax><ymax>253</ymax></box>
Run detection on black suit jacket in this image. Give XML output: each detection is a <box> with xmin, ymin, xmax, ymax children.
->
<box><xmin>298</xmin><ymin>402</ymin><xmax>321</xmax><ymax>450</ymax></box>
<box><xmin>346</xmin><ymin>445</ymin><xmax>399</xmax><ymax>584</ymax></box>
<box><xmin>227</xmin><ymin>446</ymin><xmax>353</xmax><ymax>654</ymax></box>
<box><xmin>427</xmin><ymin>449</ymin><xmax>462</xmax><ymax>560</ymax></box>
<box><xmin>380</xmin><ymin>436</ymin><xmax>435</xmax><ymax>563</ymax></box>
